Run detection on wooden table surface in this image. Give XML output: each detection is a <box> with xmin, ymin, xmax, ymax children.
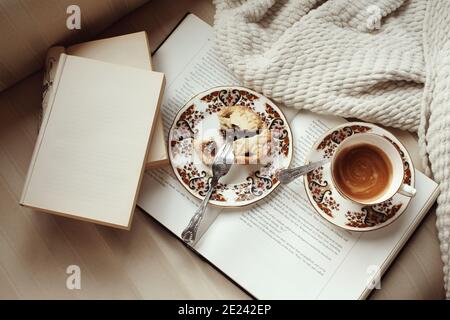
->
<box><xmin>0</xmin><ymin>0</ymin><xmax>444</xmax><ymax>299</ymax></box>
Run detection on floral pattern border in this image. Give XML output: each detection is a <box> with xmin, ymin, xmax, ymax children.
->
<box><xmin>169</xmin><ymin>88</ymin><xmax>291</xmax><ymax>205</ymax></box>
<box><xmin>306</xmin><ymin>124</ymin><xmax>413</xmax><ymax>229</ymax></box>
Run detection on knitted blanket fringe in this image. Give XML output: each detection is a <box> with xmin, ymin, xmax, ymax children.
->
<box><xmin>213</xmin><ymin>0</ymin><xmax>450</xmax><ymax>298</ymax></box>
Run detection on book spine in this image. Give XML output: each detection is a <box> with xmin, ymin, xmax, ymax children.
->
<box><xmin>42</xmin><ymin>46</ymin><xmax>66</xmax><ymax>115</ymax></box>
<box><xmin>20</xmin><ymin>53</ymin><xmax>68</xmax><ymax>205</ymax></box>
<box><xmin>143</xmin><ymin>31</ymin><xmax>153</xmax><ymax>70</ymax></box>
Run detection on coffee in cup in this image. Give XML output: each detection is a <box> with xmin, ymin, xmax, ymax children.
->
<box><xmin>330</xmin><ymin>133</ymin><xmax>415</xmax><ymax>205</ymax></box>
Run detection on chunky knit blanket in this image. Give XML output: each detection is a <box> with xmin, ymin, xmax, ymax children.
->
<box><xmin>214</xmin><ymin>0</ymin><xmax>450</xmax><ymax>298</ymax></box>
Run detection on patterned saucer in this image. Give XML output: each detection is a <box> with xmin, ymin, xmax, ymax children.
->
<box><xmin>168</xmin><ymin>86</ymin><xmax>293</xmax><ymax>207</ymax></box>
<box><xmin>304</xmin><ymin>122</ymin><xmax>415</xmax><ymax>232</ymax></box>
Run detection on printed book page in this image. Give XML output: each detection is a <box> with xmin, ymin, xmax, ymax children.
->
<box><xmin>138</xmin><ymin>14</ymin><xmax>240</xmax><ymax>238</ymax></box>
<box><xmin>196</xmin><ymin>111</ymin><xmax>438</xmax><ymax>299</ymax></box>
<box><xmin>137</xmin><ymin>14</ymin><xmax>439</xmax><ymax>299</ymax></box>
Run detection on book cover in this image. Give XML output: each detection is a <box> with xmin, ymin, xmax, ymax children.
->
<box><xmin>43</xmin><ymin>31</ymin><xmax>168</xmax><ymax>168</ymax></box>
<box><xmin>23</xmin><ymin>54</ymin><xmax>165</xmax><ymax>229</ymax></box>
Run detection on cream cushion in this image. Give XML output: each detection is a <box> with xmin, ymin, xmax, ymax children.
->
<box><xmin>0</xmin><ymin>0</ymin><xmax>148</xmax><ymax>92</ymax></box>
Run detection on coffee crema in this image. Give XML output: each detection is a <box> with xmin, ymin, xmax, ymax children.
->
<box><xmin>333</xmin><ymin>143</ymin><xmax>392</xmax><ymax>202</ymax></box>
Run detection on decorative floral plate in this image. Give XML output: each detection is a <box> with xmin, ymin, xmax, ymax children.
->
<box><xmin>168</xmin><ymin>86</ymin><xmax>293</xmax><ymax>207</ymax></box>
<box><xmin>304</xmin><ymin>122</ymin><xmax>415</xmax><ymax>232</ymax></box>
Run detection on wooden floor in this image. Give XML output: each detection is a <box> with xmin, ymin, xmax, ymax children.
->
<box><xmin>0</xmin><ymin>0</ymin><xmax>445</xmax><ymax>299</ymax></box>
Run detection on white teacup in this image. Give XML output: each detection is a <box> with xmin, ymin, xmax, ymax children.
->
<box><xmin>330</xmin><ymin>133</ymin><xmax>416</xmax><ymax>205</ymax></box>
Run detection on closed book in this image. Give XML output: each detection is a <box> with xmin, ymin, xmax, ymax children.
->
<box><xmin>43</xmin><ymin>31</ymin><xmax>168</xmax><ymax>168</ymax></box>
<box><xmin>22</xmin><ymin>54</ymin><xmax>165</xmax><ymax>229</ymax></box>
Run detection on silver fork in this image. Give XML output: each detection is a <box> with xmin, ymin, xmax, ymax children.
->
<box><xmin>181</xmin><ymin>140</ymin><xmax>234</xmax><ymax>246</ymax></box>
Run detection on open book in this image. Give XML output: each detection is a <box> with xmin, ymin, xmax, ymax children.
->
<box><xmin>137</xmin><ymin>14</ymin><xmax>439</xmax><ymax>299</ymax></box>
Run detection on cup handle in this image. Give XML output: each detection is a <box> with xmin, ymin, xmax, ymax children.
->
<box><xmin>398</xmin><ymin>183</ymin><xmax>416</xmax><ymax>197</ymax></box>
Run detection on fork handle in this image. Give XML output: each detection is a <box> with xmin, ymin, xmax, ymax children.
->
<box><xmin>277</xmin><ymin>159</ymin><xmax>330</xmax><ymax>184</ymax></box>
<box><xmin>181</xmin><ymin>178</ymin><xmax>218</xmax><ymax>246</ymax></box>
